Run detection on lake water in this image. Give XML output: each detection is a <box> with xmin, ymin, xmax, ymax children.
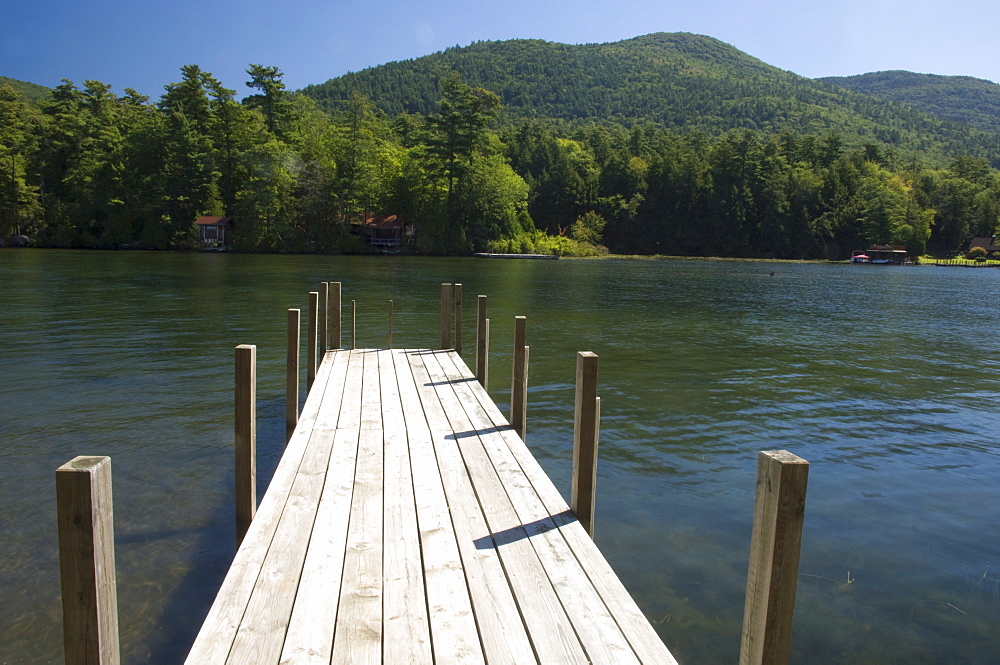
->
<box><xmin>2</xmin><ymin>249</ymin><xmax>999</xmax><ymax>664</ymax></box>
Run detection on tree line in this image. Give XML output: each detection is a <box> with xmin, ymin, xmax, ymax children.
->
<box><xmin>1</xmin><ymin>65</ymin><xmax>998</xmax><ymax>257</ymax></box>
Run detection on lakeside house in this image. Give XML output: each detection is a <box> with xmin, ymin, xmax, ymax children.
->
<box><xmin>969</xmin><ymin>236</ymin><xmax>1000</xmax><ymax>253</ymax></box>
<box><xmin>359</xmin><ymin>214</ymin><xmax>411</xmax><ymax>252</ymax></box>
<box><xmin>195</xmin><ymin>216</ymin><xmax>234</xmax><ymax>249</ymax></box>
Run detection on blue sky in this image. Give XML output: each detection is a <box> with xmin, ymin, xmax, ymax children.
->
<box><xmin>3</xmin><ymin>0</ymin><xmax>998</xmax><ymax>99</ymax></box>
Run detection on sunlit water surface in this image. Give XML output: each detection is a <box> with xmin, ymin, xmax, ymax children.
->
<box><xmin>2</xmin><ymin>250</ymin><xmax>999</xmax><ymax>663</ymax></box>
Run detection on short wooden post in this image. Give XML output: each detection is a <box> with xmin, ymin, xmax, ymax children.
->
<box><xmin>235</xmin><ymin>344</ymin><xmax>256</xmax><ymax>545</ymax></box>
<box><xmin>307</xmin><ymin>291</ymin><xmax>318</xmax><ymax>389</ymax></box>
<box><xmin>331</xmin><ymin>282</ymin><xmax>342</xmax><ymax>350</ymax></box>
<box><xmin>320</xmin><ymin>282</ymin><xmax>329</xmax><ymax>353</ymax></box>
<box><xmin>454</xmin><ymin>283</ymin><xmax>463</xmax><ymax>356</ymax></box>
<box><xmin>571</xmin><ymin>351</ymin><xmax>600</xmax><ymax>537</ymax></box>
<box><xmin>286</xmin><ymin>308</ymin><xmax>300</xmax><ymax>443</ymax></box>
<box><xmin>510</xmin><ymin>316</ymin><xmax>528</xmax><ymax>440</ymax></box>
<box><xmin>739</xmin><ymin>450</ymin><xmax>809</xmax><ymax>665</ymax></box>
<box><xmin>476</xmin><ymin>295</ymin><xmax>488</xmax><ymax>389</ymax></box>
<box><xmin>56</xmin><ymin>455</ymin><xmax>120</xmax><ymax>665</ymax></box>
<box><xmin>351</xmin><ymin>300</ymin><xmax>357</xmax><ymax>349</ymax></box>
<box><xmin>440</xmin><ymin>283</ymin><xmax>453</xmax><ymax>349</ymax></box>
<box><xmin>388</xmin><ymin>300</ymin><xmax>393</xmax><ymax>350</ymax></box>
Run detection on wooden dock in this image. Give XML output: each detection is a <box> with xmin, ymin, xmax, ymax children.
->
<box><xmin>184</xmin><ymin>346</ymin><xmax>677</xmax><ymax>664</ymax></box>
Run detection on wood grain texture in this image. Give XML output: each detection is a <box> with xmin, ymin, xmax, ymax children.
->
<box><xmin>739</xmin><ymin>450</ymin><xmax>809</xmax><ymax>665</ymax></box>
<box><xmin>57</xmin><ymin>456</ymin><xmax>120</xmax><ymax>665</ymax></box>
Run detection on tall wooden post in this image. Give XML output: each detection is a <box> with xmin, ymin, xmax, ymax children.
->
<box><xmin>476</xmin><ymin>295</ymin><xmax>488</xmax><ymax>389</ymax></box>
<box><xmin>351</xmin><ymin>300</ymin><xmax>357</xmax><ymax>349</ymax></box>
<box><xmin>571</xmin><ymin>351</ymin><xmax>600</xmax><ymax>537</ymax></box>
<box><xmin>308</xmin><ymin>291</ymin><xmax>318</xmax><ymax>389</ymax></box>
<box><xmin>56</xmin><ymin>455</ymin><xmax>120</xmax><ymax>665</ymax></box>
<box><xmin>286</xmin><ymin>308</ymin><xmax>300</xmax><ymax>443</ymax></box>
<box><xmin>739</xmin><ymin>450</ymin><xmax>809</xmax><ymax>665</ymax></box>
<box><xmin>454</xmin><ymin>283</ymin><xmax>463</xmax><ymax>356</ymax></box>
<box><xmin>510</xmin><ymin>316</ymin><xmax>528</xmax><ymax>440</ymax></box>
<box><xmin>320</xmin><ymin>282</ymin><xmax>329</xmax><ymax>353</ymax></box>
<box><xmin>440</xmin><ymin>283</ymin><xmax>453</xmax><ymax>349</ymax></box>
<box><xmin>388</xmin><ymin>300</ymin><xmax>394</xmax><ymax>350</ymax></box>
<box><xmin>235</xmin><ymin>344</ymin><xmax>257</xmax><ymax>545</ymax></box>
<box><xmin>331</xmin><ymin>282</ymin><xmax>342</xmax><ymax>350</ymax></box>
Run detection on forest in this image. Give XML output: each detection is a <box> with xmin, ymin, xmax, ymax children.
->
<box><xmin>2</xmin><ymin>58</ymin><xmax>1000</xmax><ymax>258</ymax></box>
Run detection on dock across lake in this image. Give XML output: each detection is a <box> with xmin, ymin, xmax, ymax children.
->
<box><xmin>54</xmin><ymin>283</ymin><xmax>810</xmax><ymax>665</ymax></box>
<box><xmin>185</xmin><ymin>346</ymin><xmax>677</xmax><ymax>664</ymax></box>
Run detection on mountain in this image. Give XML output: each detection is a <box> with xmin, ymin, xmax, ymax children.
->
<box><xmin>818</xmin><ymin>71</ymin><xmax>1000</xmax><ymax>135</ymax></box>
<box><xmin>0</xmin><ymin>76</ymin><xmax>51</xmax><ymax>104</ymax></box>
<box><xmin>301</xmin><ymin>33</ymin><xmax>1000</xmax><ymax>166</ymax></box>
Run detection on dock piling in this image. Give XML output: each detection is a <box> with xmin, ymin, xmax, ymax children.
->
<box><xmin>511</xmin><ymin>316</ymin><xmax>528</xmax><ymax>440</ymax></box>
<box><xmin>739</xmin><ymin>450</ymin><xmax>809</xmax><ymax>665</ymax></box>
<box><xmin>571</xmin><ymin>351</ymin><xmax>600</xmax><ymax>537</ymax></box>
<box><xmin>455</xmin><ymin>283</ymin><xmax>463</xmax><ymax>356</ymax></box>
<box><xmin>56</xmin><ymin>455</ymin><xmax>120</xmax><ymax>665</ymax></box>
<box><xmin>440</xmin><ymin>283</ymin><xmax>453</xmax><ymax>349</ymax></box>
<box><xmin>308</xmin><ymin>292</ymin><xmax>318</xmax><ymax>389</ymax></box>
<box><xmin>332</xmin><ymin>282</ymin><xmax>342</xmax><ymax>350</ymax></box>
<box><xmin>351</xmin><ymin>300</ymin><xmax>357</xmax><ymax>349</ymax></box>
<box><xmin>235</xmin><ymin>344</ymin><xmax>257</xmax><ymax>545</ymax></box>
<box><xmin>286</xmin><ymin>309</ymin><xmax>300</xmax><ymax>443</ymax></box>
<box><xmin>388</xmin><ymin>299</ymin><xmax>393</xmax><ymax>350</ymax></box>
<box><xmin>320</xmin><ymin>283</ymin><xmax>329</xmax><ymax>353</ymax></box>
<box><xmin>476</xmin><ymin>295</ymin><xmax>488</xmax><ymax>389</ymax></box>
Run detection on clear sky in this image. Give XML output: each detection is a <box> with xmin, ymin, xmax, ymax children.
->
<box><xmin>3</xmin><ymin>0</ymin><xmax>998</xmax><ymax>100</ymax></box>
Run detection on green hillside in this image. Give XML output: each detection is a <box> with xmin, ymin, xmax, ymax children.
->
<box><xmin>0</xmin><ymin>76</ymin><xmax>51</xmax><ymax>104</ymax></box>
<box><xmin>819</xmin><ymin>71</ymin><xmax>1000</xmax><ymax>134</ymax></box>
<box><xmin>301</xmin><ymin>33</ymin><xmax>1000</xmax><ymax>165</ymax></box>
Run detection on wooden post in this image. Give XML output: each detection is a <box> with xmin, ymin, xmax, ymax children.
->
<box><xmin>331</xmin><ymin>282</ymin><xmax>342</xmax><ymax>350</ymax></box>
<box><xmin>320</xmin><ymin>282</ymin><xmax>329</xmax><ymax>353</ymax></box>
<box><xmin>510</xmin><ymin>316</ymin><xmax>528</xmax><ymax>440</ymax></box>
<box><xmin>56</xmin><ymin>456</ymin><xmax>120</xmax><ymax>665</ymax></box>
<box><xmin>440</xmin><ymin>283</ymin><xmax>453</xmax><ymax>349</ymax></box>
<box><xmin>739</xmin><ymin>450</ymin><xmax>809</xmax><ymax>665</ymax></box>
<box><xmin>476</xmin><ymin>295</ymin><xmax>488</xmax><ymax>389</ymax></box>
<box><xmin>571</xmin><ymin>351</ymin><xmax>600</xmax><ymax>537</ymax></box>
<box><xmin>286</xmin><ymin>308</ymin><xmax>300</xmax><ymax>443</ymax></box>
<box><xmin>308</xmin><ymin>291</ymin><xmax>318</xmax><ymax>389</ymax></box>
<box><xmin>235</xmin><ymin>344</ymin><xmax>257</xmax><ymax>545</ymax></box>
<box><xmin>351</xmin><ymin>300</ymin><xmax>357</xmax><ymax>349</ymax></box>
<box><xmin>454</xmin><ymin>283</ymin><xmax>463</xmax><ymax>356</ymax></box>
<box><xmin>388</xmin><ymin>300</ymin><xmax>393</xmax><ymax>350</ymax></box>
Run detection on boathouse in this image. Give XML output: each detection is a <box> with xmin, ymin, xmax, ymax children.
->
<box><xmin>195</xmin><ymin>216</ymin><xmax>234</xmax><ymax>249</ymax></box>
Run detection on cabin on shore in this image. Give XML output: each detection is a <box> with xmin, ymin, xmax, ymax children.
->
<box><xmin>969</xmin><ymin>236</ymin><xmax>1000</xmax><ymax>254</ymax></box>
<box><xmin>195</xmin><ymin>216</ymin><xmax>234</xmax><ymax>249</ymax></box>
<box><xmin>359</xmin><ymin>214</ymin><xmax>411</xmax><ymax>252</ymax></box>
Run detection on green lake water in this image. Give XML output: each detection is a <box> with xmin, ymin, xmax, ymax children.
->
<box><xmin>2</xmin><ymin>249</ymin><xmax>999</xmax><ymax>663</ymax></box>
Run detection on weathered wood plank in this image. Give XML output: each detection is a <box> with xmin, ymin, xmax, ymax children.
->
<box><xmin>360</xmin><ymin>350</ymin><xmax>382</xmax><ymax>429</ymax></box>
<box><xmin>226</xmin><ymin>399</ymin><xmax>346</xmax><ymax>663</ymax></box>
<box><xmin>279</xmin><ymin>428</ymin><xmax>360</xmax><ymax>665</ymax></box>
<box><xmin>437</xmin><ymin>351</ymin><xmax>678</xmax><ymax>664</ymax></box>
<box><xmin>428</xmin><ymin>352</ymin><xmax>640</xmax><ymax>664</ymax></box>
<box><xmin>337</xmin><ymin>349</ymin><xmax>364</xmax><ymax>430</ymax></box>
<box><xmin>184</xmin><ymin>356</ymin><xmax>336</xmax><ymax>664</ymax></box>
<box><xmin>395</xmin><ymin>350</ymin><xmax>487</xmax><ymax>665</ymax></box>
<box><xmin>331</xmin><ymin>428</ymin><xmax>384</xmax><ymax>665</ymax></box>
<box><xmin>417</xmin><ymin>351</ymin><xmax>589</xmax><ymax>664</ymax></box>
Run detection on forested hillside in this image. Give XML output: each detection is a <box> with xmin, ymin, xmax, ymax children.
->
<box><xmin>302</xmin><ymin>33</ymin><xmax>1000</xmax><ymax>167</ymax></box>
<box><xmin>0</xmin><ymin>76</ymin><xmax>50</xmax><ymax>104</ymax></box>
<box><xmin>3</xmin><ymin>34</ymin><xmax>1000</xmax><ymax>259</ymax></box>
<box><xmin>819</xmin><ymin>71</ymin><xmax>1000</xmax><ymax>135</ymax></box>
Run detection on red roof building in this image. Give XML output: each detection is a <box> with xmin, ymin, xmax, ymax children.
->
<box><xmin>195</xmin><ymin>216</ymin><xmax>234</xmax><ymax>248</ymax></box>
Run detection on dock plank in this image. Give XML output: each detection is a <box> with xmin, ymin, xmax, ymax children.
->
<box><xmin>187</xmin><ymin>347</ymin><xmax>676</xmax><ymax>665</ymax></box>
<box><xmin>436</xmin><ymin>351</ymin><xmax>680</xmax><ymax>665</ymax></box>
